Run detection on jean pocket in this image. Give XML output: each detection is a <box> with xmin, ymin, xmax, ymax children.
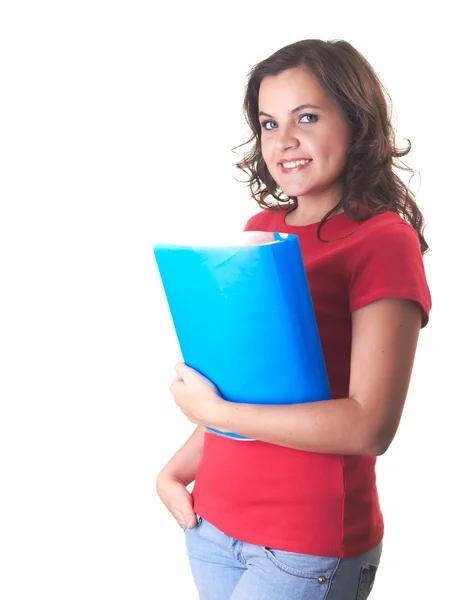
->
<box><xmin>261</xmin><ymin>546</ymin><xmax>339</xmax><ymax>581</ymax></box>
<box><xmin>356</xmin><ymin>563</ymin><xmax>378</xmax><ymax>599</ymax></box>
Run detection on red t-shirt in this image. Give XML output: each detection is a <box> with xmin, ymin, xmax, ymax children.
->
<box><xmin>192</xmin><ymin>208</ymin><xmax>431</xmax><ymax>558</ymax></box>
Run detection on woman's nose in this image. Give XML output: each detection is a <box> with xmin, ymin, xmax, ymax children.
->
<box><xmin>276</xmin><ymin>127</ymin><xmax>299</xmax><ymax>152</ymax></box>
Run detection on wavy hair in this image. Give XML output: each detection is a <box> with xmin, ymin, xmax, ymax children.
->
<box><xmin>234</xmin><ymin>39</ymin><xmax>429</xmax><ymax>254</ymax></box>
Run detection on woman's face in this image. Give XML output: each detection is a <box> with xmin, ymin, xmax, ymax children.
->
<box><xmin>258</xmin><ymin>67</ymin><xmax>351</xmax><ymax>201</ymax></box>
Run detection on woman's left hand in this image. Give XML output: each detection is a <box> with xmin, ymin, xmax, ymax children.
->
<box><xmin>169</xmin><ymin>362</ymin><xmax>227</xmax><ymax>428</ymax></box>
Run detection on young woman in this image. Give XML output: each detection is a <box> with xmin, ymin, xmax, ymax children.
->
<box><xmin>157</xmin><ymin>39</ymin><xmax>431</xmax><ymax>600</ymax></box>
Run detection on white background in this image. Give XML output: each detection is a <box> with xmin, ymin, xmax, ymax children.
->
<box><xmin>0</xmin><ymin>1</ymin><xmax>464</xmax><ymax>598</ymax></box>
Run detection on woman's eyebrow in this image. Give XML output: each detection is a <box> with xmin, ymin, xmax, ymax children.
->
<box><xmin>258</xmin><ymin>104</ymin><xmax>322</xmax><ymax>118</ymax></box>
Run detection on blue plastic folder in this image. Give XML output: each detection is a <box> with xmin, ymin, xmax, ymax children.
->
<box><xmin>153</xmin><ymin>231</ymin><xmax>331</xmax><ymax>441</ymax></box>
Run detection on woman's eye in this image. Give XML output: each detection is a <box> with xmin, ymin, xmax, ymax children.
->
<box><xmin>260</xmin><ymin>114</ymin><xmax>318</xmax><ymax>131</ymax></box>
<box><xmin>300</xmin><ymin>113</ymin><xmax>318</xmax><ymax>123</ymax></box>
<box><xmin>261</xmin><ymin>120</ymin><xmax>277</xmax><ymax>131</ymax></box>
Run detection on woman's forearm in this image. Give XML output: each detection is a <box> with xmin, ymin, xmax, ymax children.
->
<box><xmin>212</xmin><ymin>397</ymin><xmax>384</xmax><ymax>456</ymax></box>
<box><xmin>158</xmin><ymin>425</ymin><xmax>205</xmax><ymax>486</ymax></box>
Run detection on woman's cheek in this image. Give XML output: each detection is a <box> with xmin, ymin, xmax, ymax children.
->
<box><xmin>263</xmin><ymin>144</ymin><xmax>278</xmax><ymax>176</ymax></box>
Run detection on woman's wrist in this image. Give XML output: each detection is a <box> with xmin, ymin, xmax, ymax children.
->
<box><xmin>209</xmin><ymin>396</ymin><xmax>244</xmax><ymax>433</ymax></box>
<box><xmin>157</xmin><ymin>468</ymin><xmax>194</xmax><ymax>488</ymax></box>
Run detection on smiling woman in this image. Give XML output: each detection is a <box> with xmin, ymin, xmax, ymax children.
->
<box><xmin>235</xmin><ymin>39</ymin><xmax>428</xmax><ymax>254</ymax></box>
<box><xmin>157</xmin><ymin>38</ymin><xmax>431</xmax><ymax>600</ymax></box>
<box><xmin>258</xmin><ymin>69</ymin><xmax>351</xmax><ymax>215</ymax></box>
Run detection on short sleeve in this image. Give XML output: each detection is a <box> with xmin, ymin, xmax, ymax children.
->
<box><xmin>349</xmin><ymin>221</ymin><xmax>432</xmax><ymax>327</ymax></box>
<box><xmin>243</xmin><ymin>211</ymin><xmax>266</xmax><ymax>232</ymax></box>
<box><xmin>243</xmin><ymin>216</ymin><xmax>257</xmax><ymax>232</ymax></box>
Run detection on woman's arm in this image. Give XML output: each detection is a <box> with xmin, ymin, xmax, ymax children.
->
<box><xmin>157</xmin><ymin>425</ymin><xmax>204</xmax><ymax>487</ymax></box>
<box><xmin>156</xmin><ymin>426</ymin><xmax>205</xmax><ymax>529</ymax></box>
<box><xmin>213</xmin><ymin>298</ymin><xmax>422</xmax><ymax>455</ymax></box>
<box><xmin>172</xmin><ymin>298</ymin><xmax>422</xmax><ymax>456</ymax></box>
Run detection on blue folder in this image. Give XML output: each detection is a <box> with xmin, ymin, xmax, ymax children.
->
<box><xmin>153</xmin><ymin>231</ymin><xmax>331</xmax><ymax>440</ymax></box>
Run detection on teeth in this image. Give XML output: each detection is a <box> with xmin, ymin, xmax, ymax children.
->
<box><xmin>282</xmin><ymin>159</ymin><xmax>310</xmax><ymax>168</ymax></box>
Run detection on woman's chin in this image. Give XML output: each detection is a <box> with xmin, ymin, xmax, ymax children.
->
<box><xmin>279</xmin><ymin>184</ymin><xmax>314</xmax><ymax>199</ymax></box>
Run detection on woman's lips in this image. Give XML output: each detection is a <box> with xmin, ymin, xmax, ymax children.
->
<box><xmin>279</xmin><ymin>159</ymin><xmax>312</xmax><ymax>174</ymax></box>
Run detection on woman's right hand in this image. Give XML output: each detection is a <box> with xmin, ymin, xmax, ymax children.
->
<box><xmin>156</xmin><ymin>471</ymin><xmax>197</xmax><ymax>530</ymax></box>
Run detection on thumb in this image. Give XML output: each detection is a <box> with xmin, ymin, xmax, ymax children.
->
<box><xmin>174</xmin><ymin>362</ymin><xmax>192</xmax><ymax>380</ymax></box>
<box><xmin>184</xmin><ymin>513</ymin><xmax>198</xmax><ymax>529</ymax></box>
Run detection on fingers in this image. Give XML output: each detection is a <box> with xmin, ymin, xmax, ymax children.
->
<box><xmin>169</xmin><ymin>376</ymin><xmax>184</xmax><ymax>397</ymax></box>
<box><xmin>186</xmin><ymin>513</ymin><xmax>197</xmax><ymax>529</ymax></box>
<box><xmin>179</xmin><ymin>514</ymin><xmax>197</xmax><ymax>530</ymax></box>
<box><xmin>174</xmin><ymin>362</ymin><xmax>184</xmax><ymax>375</ymax></box>
<box><xmin>174</xmin><ymin>362</ymin><xmax>191</xmax><ymax>379</ymax></box>
<box><xmin>175</xmin><ymin>505</ymin><xmax>197</xmax><ymax>530</ymax></box>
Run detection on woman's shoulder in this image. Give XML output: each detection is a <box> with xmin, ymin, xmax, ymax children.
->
<box><xmin>346</xmin><ymin>210</ymin><xmax>425</xmax><ymax>278</ymax></box>
<box><xmin>355</xmin><ymin>210</ymin><xmax>419</xmax><ymax>241</ymax></box>
<box><xmin>360</xmin><ymin>209</ymin><xmax>410</xmax><ymax>227</ymax></box>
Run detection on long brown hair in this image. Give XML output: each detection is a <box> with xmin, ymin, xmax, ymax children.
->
<box><xmin>234</xmin><ymin>39</ymin><xmax>429</xmax><ymax>254</ymax></box>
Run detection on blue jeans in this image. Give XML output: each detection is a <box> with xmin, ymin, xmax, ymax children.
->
<box><xmin>183</xmin><ymin>514</ymin><xmax>382</xmax><ymax>600</ymax></box>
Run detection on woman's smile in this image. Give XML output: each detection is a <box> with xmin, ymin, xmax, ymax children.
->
<box><xmin>279</xmin><ymin>158</ymin><xmax>312</xmax><ymax>174</ymax></box>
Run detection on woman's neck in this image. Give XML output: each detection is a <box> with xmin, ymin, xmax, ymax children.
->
<box><xmin>285</xmin><ymin>199</ymin><xmax>343</xmax><ymax>226</ymax></box>
<box><xmin>285</xmin><ymin>185</ymin><xmax>345</xmax><ymax>226</ymax></box>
